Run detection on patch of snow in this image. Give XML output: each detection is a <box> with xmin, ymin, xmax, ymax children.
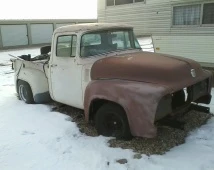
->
<box><xmin>0</xmin><ymin>48</ymin><xmax>214</xmax><ymax>170</ymax></box>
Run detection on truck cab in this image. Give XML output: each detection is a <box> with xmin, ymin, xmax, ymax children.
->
<box><xmin>48</xmin><ymin>23</ymin><xmax>141</xmax><ymax>109</ymax></box>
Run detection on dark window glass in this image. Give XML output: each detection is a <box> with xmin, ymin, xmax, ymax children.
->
<box><xmin>203</xmin><ymin>3</ymin><xmax>214</xmax><ymax>24</ymax></box>
<box><xmin>107</xmin><ymin>0</ymin><xmax>114</xmax><ymax>6</ymax></box>
<box><xmin>173</xmin><ymin>5</ymin><xmax>201</xmax><ymax>25</ymax></box>
<box><xmin>115</xmin><ymin>0</ymin><xmax>133</xmax><ymax>5</ymax></box>
<box><xmin>135</xmin><ymin>0</ymin><xmax>144</xmax><ymax>2</ymax></box>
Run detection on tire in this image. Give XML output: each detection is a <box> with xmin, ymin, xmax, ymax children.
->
<box><xmin>17</xmin><ymin>80</ymin><xmax>34</xmax><ymax>104</ymax></box>
<box><xmin>95</xmin><ymin>103</ymin><xmax>132</xmax><ymax>140</ymax></box>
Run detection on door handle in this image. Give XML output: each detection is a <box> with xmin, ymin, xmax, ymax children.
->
<box><xmin>50</xmin><ymin>64</ymin><xmax>57</xmax><ymax>67</ymax></box>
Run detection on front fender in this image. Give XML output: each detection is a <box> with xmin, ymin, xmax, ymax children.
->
<box><xmin>84</xmin><ymin>80</ymin><xmax>170</xmax><ymax>138</ymax></box>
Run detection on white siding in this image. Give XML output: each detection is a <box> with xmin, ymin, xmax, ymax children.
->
<box><xmin>98</xmin><ymin>0</ymin><xmax>214</xmax><ymax>65</ymax></box>
<box><xmin>153</xmin><ymin>35</ymin><xmax>214</xmax><ymax>65</ymax></box>
<box><xmin>31</xmin><ymin>24</ymin><xmax>53</xmax><ymax>44</ymax></box>
<box><xmin>98</xmin><ymin>0</ymin><xmax>214</xmax><ymax>36</ymax></box>
<box><xmin>1</xmin><ymin>25</ymin><xmax>28</xmax><ymax>47</ymax></box>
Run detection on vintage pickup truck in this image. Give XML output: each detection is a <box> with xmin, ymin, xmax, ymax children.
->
<box><xmin>12</xmin><ymin>23</ymin><xmax>213</xmax><ymax>139</ymax></box>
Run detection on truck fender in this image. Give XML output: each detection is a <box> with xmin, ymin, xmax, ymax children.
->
<box><xmin>17</xmin><ymin>67</ymin><xmax>51</xmax><ymax>103</ymax></box>
<box><xmin>84</xmin><ymin>80</ymin><xmax>170</xmax><ymax>138</ymax></box>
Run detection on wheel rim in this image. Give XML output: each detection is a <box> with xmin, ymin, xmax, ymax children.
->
<box><xmin>104</xmin><ymin>113</ymin><xmax>123</xmax><ymax>137</ymax></box>
<box><xmin>19</xmin><ymin>85</ymin><xmax>27</xmax><ymax>102</ymax></box>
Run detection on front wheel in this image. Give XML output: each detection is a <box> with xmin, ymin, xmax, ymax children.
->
<box><xmin>95</xmin><ymin>103</ymin><xmax>132</xmax><ymax>140</ymax></box>
<box><xmin>17</xmin><ymin>80</ymin><xmax>34</xmax><ymax>104</ymax></box>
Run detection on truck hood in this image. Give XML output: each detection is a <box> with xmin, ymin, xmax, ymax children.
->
<box><xmin>91</xmin><ymin>51</ymin><xmax>207</xmax><ymax>91</ymax></box>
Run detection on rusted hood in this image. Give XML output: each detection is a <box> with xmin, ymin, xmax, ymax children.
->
<box><xmin>91</xmin><ymin>51</ymin><xmax>208</xmax><ymax>91</ymax></box>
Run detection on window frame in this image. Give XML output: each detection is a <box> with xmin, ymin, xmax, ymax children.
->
<box><xmin>202</xmin><ymin>2</ymin><xmax>214</xmax><ymax>26</ymax></box>
<box><xmin>56</xmin><ymin>34</ymin><xmax>77</xmax><ymax>57</ymax></box>
<box><xmin>171</xmin><ymin>3</ymin><xmax>202</xmax><ymax>28</ymax></box>
<box><xmin>106</xmin><ymin>0</ymin><xmax>146</xmax><ymax>8</ymax></box>
<box><xmin>171</xmin><ymin>1</ymin><xmax>214</xmax><ymax>28</ymax></box>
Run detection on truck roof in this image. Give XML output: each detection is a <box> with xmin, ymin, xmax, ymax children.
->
<box><xmin>54</xmin><ymin>23</ymin><xmax>132</xmax><ymax>33</ymax></box>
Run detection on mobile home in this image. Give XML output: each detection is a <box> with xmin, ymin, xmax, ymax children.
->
<box><xmin>98</xmin><ymin>0</ymin><xmax>214</xmax><ymax>67</ymax></box>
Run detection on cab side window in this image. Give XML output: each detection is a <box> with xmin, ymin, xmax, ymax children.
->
<box><xmin>56</xmin><ymin>35</ymin><xmax>77</xmax><ymax>57</ymax></box>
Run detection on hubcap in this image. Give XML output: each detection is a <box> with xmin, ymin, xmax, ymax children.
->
<box><xmin>104</xmin><ymin>113</ymin><xmax>123</xmax><ymax>137</ymax></box>
<box><xmin>19</xmin><ymin>85</ymin><xmax>27</xmax><ymax>102</ymax></box>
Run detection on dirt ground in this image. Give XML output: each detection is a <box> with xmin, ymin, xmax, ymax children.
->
<box><xmin>52</xmin><ymin>104</ymin><xmax>213</xmax><ymax>155</ymax></box>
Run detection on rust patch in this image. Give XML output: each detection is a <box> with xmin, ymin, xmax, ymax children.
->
<box><xmin>91</xmin><ymin>51</ymin><xmax>212</xmax><ymax>92</ymax></box>
<box><xmin>84</xmin><ymin>80</ymin><xmax>171</xmax><ymax>138</ymax></box>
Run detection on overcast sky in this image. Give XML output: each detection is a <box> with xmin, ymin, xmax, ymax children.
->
<box><xmin>0</xmin><ymin>0</ymin><xmax>97</xmax><ymax>19</ymax></box>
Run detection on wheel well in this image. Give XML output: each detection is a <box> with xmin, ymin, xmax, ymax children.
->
<box><xmin>89</xmin><ymin>99</ymin><xmax>125</xmax><ymax>122</ymax></box>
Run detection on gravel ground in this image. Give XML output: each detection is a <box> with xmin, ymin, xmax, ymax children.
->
<box><xmin>52</xmin><ymin>103</ymin><xmax>213</xmax><ymax>155</ymax></box>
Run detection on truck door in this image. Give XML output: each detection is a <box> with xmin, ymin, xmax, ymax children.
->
<box><xmin>49</xmin><ymin>33</ymin><xmax>83</xmax><ymax>109</ymax></box>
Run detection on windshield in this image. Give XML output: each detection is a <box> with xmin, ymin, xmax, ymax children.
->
<box><xmin>80</xmin><ymin>29</ymin><xmax>141</xmax><ymax>57</ymax></box>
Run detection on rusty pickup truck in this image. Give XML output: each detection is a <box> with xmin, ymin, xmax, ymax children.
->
<box><xmin>12</xmin><ymin>23</ymin><xmax>213</xmax><ymax>139</ymax></box>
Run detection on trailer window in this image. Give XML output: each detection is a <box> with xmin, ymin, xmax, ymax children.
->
<box><xmin>106</xmin><ymin>0</ymin><xmax>145</xmax><ymax>6</ymax></box>
<box><xmin>107</xmin><ymin>0</ymin><xmax>114</xmax><ymax>6</ymax></box>
<box><xmin>173</xmin><ymin>4</ymin><xmax>201</xmax><ymax>25</ymax></box>
<box><xmin>115</xmin><ymin>0</ymin><xmax>133</xmax><ymax>5</ymax></box>
<box><xmin>203</xmin><ymin>3</ymin><xmax>214</xmax><ymax>24</ymax></box>
<box><xmin>56</xmin><ymin>35</ymin><xmax>77</xmax><ymax>57</ymax></box>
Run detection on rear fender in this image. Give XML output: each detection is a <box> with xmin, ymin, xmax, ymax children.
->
<box><xmin>17</xmin><ymin>67</ymin><xmax>51</xmax><ymax>103</ymax></box>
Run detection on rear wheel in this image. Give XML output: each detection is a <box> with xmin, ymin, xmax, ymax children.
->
<box><xmin>95</xmin><ymin>103</ymin><xmax>132</xmax><ymax>140</ymax></box>
<box><xmin>17</xmin><ymin>80</ymin><xmax>34</xmax><ymax>104</ymax></box>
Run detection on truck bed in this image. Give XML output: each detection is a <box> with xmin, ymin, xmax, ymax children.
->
<box><xmin>14</xmin><ymin>59</ymin><xmax>47</xmax><ymax>73</ymax></box>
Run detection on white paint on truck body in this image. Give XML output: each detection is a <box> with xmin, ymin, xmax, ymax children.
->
<box><xmin>48</xmin><ymin>32</ymin><xmax>84</xmax><ymax>109</ymax></box>
<box><xmin>13</xmin><ymin>60</ymin><xmax>49</xmax><ymax>102</ymax></box>
<box><xmin>13</xmin><ymin>23</ymin><xmax>142</xmax><ymax>108</ymax></box>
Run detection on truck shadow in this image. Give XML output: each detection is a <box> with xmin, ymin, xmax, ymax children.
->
<box><xmin>51</xmin><ymin>103</ymin><xmax>213</xmax><ymax>155</ymax></box>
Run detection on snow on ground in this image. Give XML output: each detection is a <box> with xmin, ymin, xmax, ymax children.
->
<box><xmin>0</xmin><ymin>48</ymin><xmax>214</xmax><ymax>170</ymax></box>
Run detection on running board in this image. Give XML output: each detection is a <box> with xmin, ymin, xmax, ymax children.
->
<box><xmin>157</xmin><ymin>117</ymin><xmax>185</xmax><ymax>130</ymax></box>
<box><xmin>189</xmin><ymin>104</ymin><xmax>210</xmax><ymax>113</ymax></box>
